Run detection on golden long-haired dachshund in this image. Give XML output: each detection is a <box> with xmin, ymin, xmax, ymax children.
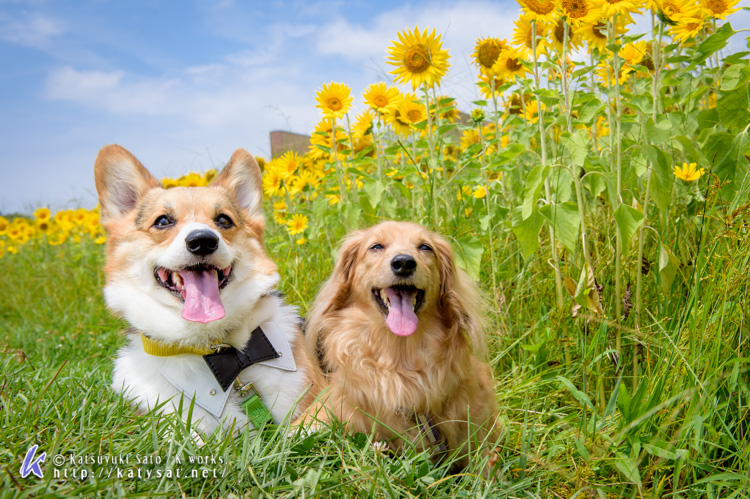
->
<box><xmin>305</xmin><ymin>221</ymin><xmax>499</xmax><ymax>469</ymax></box>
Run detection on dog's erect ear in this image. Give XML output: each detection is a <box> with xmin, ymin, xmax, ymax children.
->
<box><xmin>94</xmin><ymin>144</ymin><xmax>162</xmax><ymax>221</ymax></box>
<box><xmin>211</xmin><ymin>149</ymin><xmax>263</xmax><ymax>213</ymax></box>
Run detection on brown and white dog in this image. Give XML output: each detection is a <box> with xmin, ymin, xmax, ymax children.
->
<box><xmin>305</xmin><ymin>221</ymin><xmax>499</xmax><ymax>468</ymax></box>
<box><xmin>94</xmin><ymin>144</ymin><xmax>320</xmax><ymax>436</ymax></box>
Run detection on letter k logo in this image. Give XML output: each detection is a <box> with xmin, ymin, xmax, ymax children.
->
<box><xmin>20</xmin><ymin>445</ymin><xmax>46</xmax><ymax>479</ymax></box>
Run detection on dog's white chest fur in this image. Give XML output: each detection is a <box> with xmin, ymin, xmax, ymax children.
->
<box><xmin>111</xmin><ymin>297</ymin><xmax>309</xmax><ymax>435</ymax></box>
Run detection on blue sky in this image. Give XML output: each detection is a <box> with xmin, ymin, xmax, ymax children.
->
<box><xmin>1</xmin><ymin>0</ymin><xmax>748</xmax><ymax>213</ymax></box>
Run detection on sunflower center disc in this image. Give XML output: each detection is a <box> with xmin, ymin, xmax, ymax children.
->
<box><xmin>404</xmin><ymin>45</ymin><xmax>431</xmax><ymax>73</ymax></box>
<box><xmin>707</xmin><ymin>0</ymin><xmax>724</xmax><ymax>13</ymax></box>
<box><xmin>477</xmin><ymin>42</ymin><xmax>501</xmax><ymax>69</ymax></box>
<box><xmin>327</xmin><ymin>98</ymin><xmax>342</xmax><ymax>111</ymax></box>
<box><xmin>406</xmin><ymin>109</ymin><xmax>423</xmax><ymax>123</ymax></box>
<box><xmin>524</xmin><ymin>0</ymin><xmax>555</xmax><ymax>15</ymax></box>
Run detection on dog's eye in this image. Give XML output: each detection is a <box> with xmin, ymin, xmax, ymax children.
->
<box><xmin>152</xmin><ymin>215</ymin><xmax>174</xmax><ymax>229</ymax></box>
<box><xmin>418</xmin><ymin>244</ymin><xmax>433</xmax><ymax>252</ymax></box>
<box><xmin>215</xmin><ymin>214</ymin><xmax>234</xmax><ymax>229</ymax></box>
<box><xmin>370</xmin><ymin>243</ymin><xmax>384</xmax><ymax>251</ymax></box>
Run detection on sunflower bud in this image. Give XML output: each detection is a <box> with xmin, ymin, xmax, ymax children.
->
<box><xmin>470</xmin><ymin>108</ymin><xmax>486</xmax><ymax>124</ymax></box>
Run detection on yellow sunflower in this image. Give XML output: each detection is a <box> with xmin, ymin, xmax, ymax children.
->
<box><xmin>387</xmin><ymin>26</ymin><xmax>451</xmax><ymax>89</ymax></box>
<box><xmin>577</xmin><ymin>20</ymin><xmax>611</xmax><ymax>53</ymax></box>
<box><xmin>0</xmin><ymin>216</ymin><xmax>8</xmax><ymax>236</ymax></box>
<box><xmin>362</xmin><ymin>82</ymin><xmax>401</xmax><ymax>113</ymax></box>
<box><xmin>669</xmin><ymin>17</ymin><xmax>705</xmax><ymax>42</ymax></box>
<box><xmin>619</xmin><ymin>41</ymin><xmax>648</xmax><ymax>67</ymax></box>
<box><xmin>262</xmin><ymin>166</ymin><xmax>285</xmax><ymax>198</ymax></box>
<box><xmin>512</xmin><ymin>14</ymin><xmax>548</xmax><ymax>58</ymax></box>
<box><xmin>523</xmin><ymin>98</ymin><xmax>545</xmax><ymax>124</ymax></box>
<box><xmin>673</xmin><ymin>162</ymin><xmax>705</xmax><ymax>181</ymax></box>
<box><xmin>550</xmin><ymin>19</ymin><xmax>582</xmax><ymax>54</ymax></box>
<box><xmin>286</xmin><ymin>213</ymin><xmax>309</xmax><ymax>235</ymax></box>
<box><xmin>472</xmin><ymin>37</ymin><xmax>508</xmax><ymax>76</ymax></box>
<box><xmin>460</xmin><ymin>123</ymin><xmax>499</xmax><ymax>156</ymax></box>
<box><xmin>599</xmin><ymin>0</ymin><xmax>643</xmax><ymax>18</ymax></box>
<box><xmin>596</xmin><ymin>60</ymin><xmax>632</xmax><ymax>87</ymax></box>
<box><xmin>517</xmin><ymin>0</ymin><xmax>558</xmax><ymax>22</ymax></box>
<box><xmin>389</xmin><ymin>95</ymin><xmax>428</xmax><ymax>137</ymax></box>
<box><xmin>492</xmin><ymin>48</ymin><xmax>529</xmax><ymax>81</ymax></box>
<box><xmin>308</xmin><ymin>118</ymin><xmax>348</xmax><ymax>159</ymax></box>
<box><xmin>315</xmin><ymin>82</ymin><xmax>353</xmax><ymax>120</ymax></box>
<box><xmin>179</xmin><ymin>172</ymin><xmax>206</xmax><ymax>187</ymax></box>
<box><xmin>289</xmin><ymin>170</ymin><xmax>320</xmax><ymax>197</ymax></box>
<box><xmin>456</xmin><ymin>185</ymin><xmax>473</xmax><ymax>201</ymax></box>
<box><xmin>73</xmin><ymin>208</ymin><xmax>88</xmax><ymax>225</ymax></box>
<box><xmin>476</xmin><ymin>73</ymin><xmax>506</xmax><ymax>99</ymax></box>
<box><xmin>274</xmin><ymin>151</ymin><xmax>302</xmax><ymax>180</ymax></box>
<box><xmin>559</xmin><ymin>0</ymin><xmax>601</xmax><ymax>25</ymax></box>
<box><xmin>507</xmin><ymin>93</ymin><xmax>530</xmax><ymax>115</ymax></box>
<box><xmin>656</xmin><ymin>0</ymin><xmax>702</xmax><ymax>21</ymax></box>
<box><xmin>34</xmin><ymin>207</ymin><xmax>51</xmax><ymax>221</ymax></box>
<box><xmin>36</xmin><ymin>219</ymin><xmax>51</xmax><ymax>234</ymax></box>
<box><xmin>700</xmin><ymin>0</ymin><xmax>740</xmax><ymax>19</ymax></box>
<box><xmin>353</xmin><ymin>109</ymin><xmax>375</xmax><ymax>138</ymax></box>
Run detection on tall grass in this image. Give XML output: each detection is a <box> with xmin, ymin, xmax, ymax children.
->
<box><xmin>1</xmin><ymin>210</ymin><xmax>748</xmax><ymax>498</ymax></box>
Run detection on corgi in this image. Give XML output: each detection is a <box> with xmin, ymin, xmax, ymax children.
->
<box><xmin>94</xmin><ymin>144</ymin><xmax>321</xmax><ymax>436</ymax></box>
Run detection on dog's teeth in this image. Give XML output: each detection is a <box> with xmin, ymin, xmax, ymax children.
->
<box><xmin>173</xmin><ymin>272</ymin><xmax>183</xmax><ymax>289</ymax></box>
<box><xmin>412</xmin><ymin>295</ymin><xmax>417</xmax><ymax>310</ymax></box>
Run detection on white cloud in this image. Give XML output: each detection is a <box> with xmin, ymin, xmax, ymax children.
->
<box><xmin>0</xmin><ymin>12</ymin><xmax>64</xmax><ymax>49</ymax></box>
<box><xmin>45</xmin><ymin>66</ymin><xmax>181</xmax><ymax>116</ymax></box>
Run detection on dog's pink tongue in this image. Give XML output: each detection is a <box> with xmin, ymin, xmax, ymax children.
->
<box><xmin>180</xmin><ymin>268</ymin><xmax>225</xmax><ymax>323</ymax></box>
<box><xmin>384</xmin><ymin>287</ymin><xmax>418</xmax><ymax>337</ymax></box>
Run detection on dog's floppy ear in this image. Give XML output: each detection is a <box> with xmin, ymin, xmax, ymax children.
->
<box><xmin>325</xmin><ymin>231</ymin><xmax>363</xmax><ymax>312</ymax></box>
<box><xmin>211</xmin><ymin>149</ymin><xmax>263</xmax><ymax>213</ymax></box>
<box><xmin>94</xmin><ymin>144</ymin><xmax>162</xmax><ymax>221</ymax></box>
<box><xmin>434</xmin><ymin>235</ymin><xmax>488</xmax><ymax>359</ymax></box>
<box><xmin>304</xmin><ymin>230</ymin><xmax>362</xmax><ymax>369</ymax></box>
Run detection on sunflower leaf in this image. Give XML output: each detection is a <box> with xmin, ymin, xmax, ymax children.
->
<box><xmin>522</xmin><ymin>164</ymin><xmax>549</xmax><ymax>220</ymax></box>
<box><xmin>453</xmin><ymin>237</ymin><xmax>483</xmax><ymax>280</ymax></box>
<box><xmin>512</xmin><ymin>207</ymin><xmax>545</xmax><ymax>259</ymax></box>
<box><xmin>613</xmin><ymin>204</ymin><xmax>644</xmax><ymax>250</ymax></box>
<box><xmin>539</xmin><ymin>202</ymin><xmax>580</xmax><ymax>254</ymax></box>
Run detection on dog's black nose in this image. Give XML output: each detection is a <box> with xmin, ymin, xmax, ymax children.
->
<box><xmin>185</xmin><ymin>230</ymin><xmax>219</xmax><ymax>256</ymax></box>
<box><xmin>391</xmin><ymin>254</ymin><xmax>417</xmax><ymax>277</ymax></box>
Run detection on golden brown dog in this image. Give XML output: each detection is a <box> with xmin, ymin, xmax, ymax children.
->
<box><xmin>305</xmin><ymin>221</ymin><xmax>499</xmax><ymax>468</ymax></box>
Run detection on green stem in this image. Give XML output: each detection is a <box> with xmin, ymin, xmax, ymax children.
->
<box><xmin>372</xmin><ymin>114</ymin><xmax>387</xmax><ymax>219</ymax></box>
<box><xmin>634</xmin><ymin>15</ymin><xmax>664</xmax><ymax>386</ymax></box>
<box><xmin>422</xmin><ymin>86</ymin><xmax>441</xmax><ymax>225</ymax></box>
<box><xmin>344</xmin><ymin>114</ymin><xmax>359</xmax><ymax>205</ymax></box>
<box><xmin>331</xmin><ymin>117</ymin><xmax>347</xmax><ymax>207</ymax></box>
<box><xmin>532</xmin><ymin>20</ymin><xmax>564</xmax><ymax>311</ymax></box>
<box><xmin>610</xmin><ymin>18</ymin><xmax>624</xmax><ymax>360</ymax></box>
<box><xmin>477</xmin><ymin>119</ymin><xmax>499</xmax><ymax>302</ymax></box>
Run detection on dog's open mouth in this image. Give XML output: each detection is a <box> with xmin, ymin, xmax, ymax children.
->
<box><xmin>372</xmin><ymin>285</ymin><xmax>425</xmax><ymax>337</ymax></box>
<box><xmin>154</xmin><ymin>264</ymin><xmax>232</xmax><ymax>324</ymax></box>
